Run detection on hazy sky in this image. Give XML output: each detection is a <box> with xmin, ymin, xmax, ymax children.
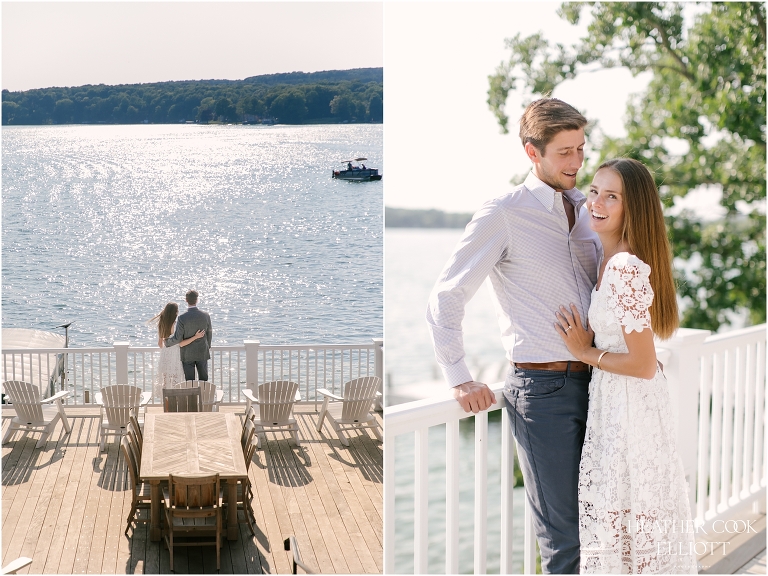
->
<box><xmin>384</xmin><ymin>2</ymin><xmax>655</xmax><ymax>213</ymax></box>
<box><xmin>2</xmin><ymin>2</ymin><xmax>383</xmax><ymax>91</ymax></box>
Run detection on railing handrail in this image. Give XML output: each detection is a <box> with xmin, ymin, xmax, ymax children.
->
<box><xmin>3</xmin><ymin>339</ymin><xmax>383</xmax><ymax>407</ymax></box>
<box><xmin>2</xmin><ymin>341</ymin><xmax>378</xmax><ymax>354</ymax></box>
<box><xmin>384</xmin><ymin>383</ymin><xmax>505</xmax><ymax>435</ymax></box>
<box><xmin>383</xmin><ymin>340</ymin><xmax>686</xmax><ymax>430</ymax></box>
<box><xmin>700</xmin><ymin>323</ymin><xmax>765</xmax><ymax>345</ymax></box>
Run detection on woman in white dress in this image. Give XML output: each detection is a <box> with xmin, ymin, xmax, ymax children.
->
<box><xmin>149</xmin><ymin>302</ymin><xmax>205</xmax><ymax>399</ymax></box>
<box><xmin>555</xmin><ymin>158</ymin><xmax>697</xmax><ymax>574</ymax></box>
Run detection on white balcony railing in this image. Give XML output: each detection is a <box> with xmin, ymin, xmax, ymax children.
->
<box><xmin>695</xmin><ymin>326</ymin><xmax>766</xmax><ymax>530</ymax></box>
<box><xmin>2</xmin><ymin>339</ymin><xmax>384</xmax><ymax>409</ymax></box>
<box><xmin>384</xmin><ymin>325</ymin><xmax>767</xmax><ymax>574</ymax></box>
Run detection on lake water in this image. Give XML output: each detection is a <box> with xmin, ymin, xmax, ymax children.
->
<box><xmin>385</xmin><ymin>228</ymin><xmax>507</xmax><ymax>401</ymax></box>
<box><xmin>2</xmin><ymin>124</ymin><xmax>382</xmax><ymax>346</ymax></box>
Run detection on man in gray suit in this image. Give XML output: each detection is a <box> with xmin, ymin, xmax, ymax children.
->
<box><xmin>165</xmin><ymin>290</ymin><xmax>213</xmax><ymax>381</ymax></box>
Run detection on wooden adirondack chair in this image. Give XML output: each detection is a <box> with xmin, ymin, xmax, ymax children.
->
<box><xmin>162</xmin><ymin>387</ymin><xmax>201</xmax><ymax>412</ymax></box>
<box><xmin>120</xmin><ymin>434</ymin><xmax>151</xmax><ymax>534</ymax></box>
<box><xmin>125</xmin><ymin>421</ymin><xmax>143</xmax><ymax>474</ymax></box>
<box><xmin>176</xmin><ymin>380</ymin><xmax>223</xmax><ymax>412</ymax></box>
<box><xmin>226</xmin><ymin>419</ymin><xmax>257</xmax><ymax>535</ymax></box>
<box><xmin>1</xmin><ymin>381</ymin><xmax>71</xmax><ymax>449</ymax></box>
<box><xmin>241</xmin><ymin>381</ymin><xmax>301</xmax><ymax>448</ymax></box>
<box><xmin>316</xmin><ymin>377</ymin><xmax>383</xmax><ymax>447</ymax></box>
<box><xmin>95</xmin><ymin>384</ymin><xmax>151</xmax><ymax>451</ymax></box>
<box><xmin>128</xmin><ymin>413</ymin><xmax>143</xmax><ymax>444</ymax></box>
<box><xmin>163</xmin><ymin>473</ymin><xmax>223</xmax><ymax>571</ymax></box>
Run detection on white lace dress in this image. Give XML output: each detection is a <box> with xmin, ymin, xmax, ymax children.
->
<box><xmin>154</xmin><ymin>341</ymin><xmax>186</xmax><ymax>399</ymax></box>
<box><xmin>579</xmin><ymin>253</ymin><xmax>697</xmax><ymax>574</ymax></box>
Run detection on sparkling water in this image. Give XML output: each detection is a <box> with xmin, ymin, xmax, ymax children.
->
<box><xmin>2</xmin><ymin>124</ymin><xmax>382</xmax><ymax>346</ymax></box>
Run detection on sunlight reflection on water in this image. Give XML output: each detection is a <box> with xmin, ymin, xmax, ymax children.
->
<box><xmin>3</xmin><ymin>124</ymin><xmax>382</xmax><ymax>346</ymax></box>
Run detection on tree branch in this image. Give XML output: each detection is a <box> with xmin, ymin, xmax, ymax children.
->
<box><xmin>753</xmin><ymin>3</ymin><xmax>766</xmax><ymax>42</ymax></box>
<box><xmin>649</xmin><ymin>63</ymin><xmax>695</xmax><ymax>81</ymax></box>
<box><xmin>647</xmin><ymin>15</ymin><xmax>695</xmax><ymax>82</ymax></box>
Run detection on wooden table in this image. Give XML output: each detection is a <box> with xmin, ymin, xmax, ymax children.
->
<box><xmin>140</xmin><ymin>412</ymin><xmax>248</xmax><ymax>542</ymax></box>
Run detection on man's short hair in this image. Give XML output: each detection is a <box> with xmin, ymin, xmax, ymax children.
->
<box><xmin>186</xmin><ymin>290</ymin><xmax>199</xmax><ymax>306</ymax></box>
<box><xmin>519</xmin><ymin>98</ymin><xmax>587</xmax><ymax>154</ymax></box>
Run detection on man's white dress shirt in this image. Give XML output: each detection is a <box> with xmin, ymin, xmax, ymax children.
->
<box><xmin>426</xmin><ymin>172</ymin><xmax>602</xmax><ymax>387</ymax></box>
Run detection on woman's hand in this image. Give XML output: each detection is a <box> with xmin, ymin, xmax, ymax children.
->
<box><xmin>194</xmin><ymin>329</ymin><xmax>205</xmax><ymax>340</ymax></box>
<box><xmin>554</xmin><ymin>303</ymin><xmax>594</xmax><ymax>361</ymax></box>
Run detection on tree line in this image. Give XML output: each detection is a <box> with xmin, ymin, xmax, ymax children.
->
<box><xmin>385</xmin><ymin>207</ymin><xmax>473</xmax><ymax>228</ymax></box>
<box><xmin>2</xmin><ymin>68</ymin><xmax>383</xmax><ymax>126</ymax></box>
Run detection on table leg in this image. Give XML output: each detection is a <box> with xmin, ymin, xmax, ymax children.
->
<box><xmin>227</xmin><ymin>480</ymin><xmax>239</xmax><ymax>540</ymax></box>
<box><xmin>150</xmin><ymin>480</ymin><xmax>161</xmax><ymax>542</ymax></box>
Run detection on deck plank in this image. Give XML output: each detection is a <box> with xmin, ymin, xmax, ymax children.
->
<box><xmin>261</xmin><ymin>437</ymin><xmax>299</xmax><ymax>575</ymax></box>
<box><xmin>311</xmin><ymin>421</ymin><xmax>367</xmax><ymax>573</ymax></box>
<box><xmin>68</xmin><ymin>417</ymin><xmax>106</xmax><ymax>574</ymax></box>
<box><xmin>98</xmin><ymin>439</ymin><xmax>128</xmax><ymax>574</ymax></box>
<box><xmin>294</xmin><ymin>411</ymin><xmax>353</xmax><ymax>574</ymax></box>
<box><xmin>2</xmin><ymin>433</ymin><xmax>40</xmax><ymax>561</ymax></box>
<box><xmin>321</xmin><ymin>427</ymin><xmax>383</xmax><ymax>572</ymax></box>
<box><xmin>1</xmin><ymin>404</ymin><xmax>382</xmax><ymax>574</ymax></box>
<box><xmin>28</xmin><ymin>424</ymin><xmax>72</xmax><ymax>574</ymax></box>
<box><xmin>44</xmin><ymin>418</ymin><xmax>93</xmax><ymax>573</ymax></box>
<box><xmin>6</xmin><ymin>431</ymin><xmax>65</xmax><ymax>570</ymax></box>
<box><xmin>274</xmin><ymin>434</ymin><xmax>321</xmax><ymax>572</ymax></box>
<box><xmin>297</xmin><ymin>412</ymin><xmax>355</xmax><ymax>574</ymax></box>
<box><xmin>17</xmin><ymin>438</ymin><xmax>59</xmax><ymax>572</ymax></box>
<box><xmin>1</xmin><ymin>418</ymin><xmax>33</xmax><ymax>527</ymax></box>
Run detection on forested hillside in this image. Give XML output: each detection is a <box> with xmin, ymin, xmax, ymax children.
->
<box><xmin>2</xmin><ymin>68</ymin><xmax>383</xmax><ymax>125</ymax></box>
<box><xmin>385</xmin><ymin>207</ymin><xmax>473</xmax><ymax>228</ymax></box>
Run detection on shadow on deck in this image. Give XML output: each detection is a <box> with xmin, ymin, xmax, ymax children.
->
<box><xmin>1</xmin><ymin>404</ymin><xmax>382</xmax><ymax>574</ymax></box>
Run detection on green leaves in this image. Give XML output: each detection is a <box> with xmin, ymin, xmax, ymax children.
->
<box><xmin>489</xmin><ymin>2</ymin><xmax>766</xmax><ymax>330</ymax></box>
<box><xmin>2</xmin><ymin>69</ymin><xmax>384</xmax><ymax>126</ymax></box>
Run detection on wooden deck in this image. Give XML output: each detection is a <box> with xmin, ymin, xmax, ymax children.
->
<box><xmin>1</xmin><ymin>404</ymin><xmax>382</xmax><ymax>574</ymax></box>
<box><xmin>698</xmin><ymin>510</ymin><xmax>767</xmax><ymax>574</ymax></box>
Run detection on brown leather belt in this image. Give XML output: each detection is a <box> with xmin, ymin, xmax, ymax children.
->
<box><xmin>512</xmin><ymin>361</ymin><xmax>590</xmax><ymax>372</ymax></box>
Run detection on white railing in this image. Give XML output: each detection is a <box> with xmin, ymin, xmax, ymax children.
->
<box><xmin>2</xmin><ymin>339</ymin><xmax>384</xmax><ymax>408</ymax></box>
<box><xmin>385</xmin><ymin>385</ymin><xmax>535</xmax><ymax>574</ymax></box>
<box><xmin>384</xmin><ymin>325</ymin><xmax>767</xmax><ymax>574</ymax></box>
<box><xmin>695</xmin><ymin>326</ymin><xmax>766</xmax><ymax>530</ymax></box>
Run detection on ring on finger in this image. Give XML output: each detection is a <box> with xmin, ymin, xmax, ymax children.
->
<box><xmin>566</xmin><ymin>325</ymin><xmax>573</xmax><ymax>331</ymax></box>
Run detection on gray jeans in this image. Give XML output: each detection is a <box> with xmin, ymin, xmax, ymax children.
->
<box><xmin>182</xmin><ymin>359</ymin><xmax>208</xmax><ymax>382</ymax></box>
<box><xmin>503</xmin><ymin>364</ymin><xmax>590</xmax><ymax>574</ymax></box>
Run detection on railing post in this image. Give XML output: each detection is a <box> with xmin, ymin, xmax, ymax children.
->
<box><xmin>657</xmin><ymin>327</ymin><xmax>710</xmax><ymax>515</ymax></box>
<box><xmin>384</xmin><ymin>428</ymin><xmax>396</xmax><ymax>574</ymax></box>
<box><xmin>414</xmin><ymin>428</ymin><xmax>429</xmax><ymax>574</ymax></box>
<box><xmin>474</xmin><ymin>411</ymin><xmax>488</xmax><ymax>574</ymax></box>
<box><xmin>114</xmin><ymin>342</ymin><xmax>130</xmax><ymax>385</ymax></box>
<box><xmin>500</xmin><ymin>409</ymin><xmax>515</xmax><ymax>574</ymax></box>
<box><xmin>446</xmin><ymin>419</ymin><xmax>460</xmax><ymax>573</ymax></box>
<box><xmin>244</xmin><ymin>340</ymin><xmax>261</xmax><ymax>392</ymax></box>
<box><xmin>373</xmin><ymin>338</ymin><xmax>383</xmax><ymax>410</ymax></box>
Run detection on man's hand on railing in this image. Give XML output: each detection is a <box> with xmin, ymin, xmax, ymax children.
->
<box><xmin>452</xmin><ymin>381</ymin><xmax>497</xmax><ymax>414</ymax></box>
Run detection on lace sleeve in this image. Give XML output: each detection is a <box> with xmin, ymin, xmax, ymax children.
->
<box><xmin>605</xmin><ymin>255</ymin><xmax>654</xmax><ymax>334</ymax></box>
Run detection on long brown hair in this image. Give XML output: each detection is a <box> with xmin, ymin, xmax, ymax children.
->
<box><xmin>598</xmin><ymin>158</ymin><xmax>679</xmax><ymax>339</ymax></box>
<box><xmin>148</xmin><ymin>302</ymin><xmax>179</xmax><ymax>339</ymax></box>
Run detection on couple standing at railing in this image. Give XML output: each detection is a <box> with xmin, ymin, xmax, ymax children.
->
<box><xmin>427</xmin><ymin>99</ymin><xmax>697</xmax><ymax>574</ymax></box>
<box><xmin>148</xmin><ymin>289</ymin><xmax>213</xmax><ymax>398</ymax></box>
